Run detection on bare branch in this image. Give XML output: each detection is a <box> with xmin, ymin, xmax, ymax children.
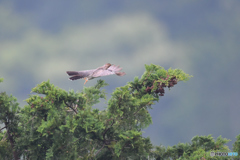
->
<box><xmin>64</xmin><ymin>101</ymin><xmax>78</xmax><ymax>114</ymax></box>
<box><xmin>5</xmin><ymin>122</ymin><xmax>19</xmax><ymax>160</ymax></box>
<box><xmin>0</xmin><ymin>126</ymin><xmax>6</xmax><ymax>131</ymax></box>
<box><xmin>95</xmin><ymin>144</ymin><xmax>105</xmax><ymax>157</ymax></box>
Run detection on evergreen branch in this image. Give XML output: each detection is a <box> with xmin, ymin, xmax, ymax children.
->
<box><xmin>103</xmin><ymin>120</ymin><xmax>115</xmax><ymax>142</ymax></box>
<box><xmin>57</xmin><ymin>137</ymin><xmax>82</xmax><ymax>151</ymax></box>
<box><xmin>133</xmin><ymin>105</ymin><xmax>148</xmax><ymax>116</ymax></box>
<box><xmin>0</xmin><ymin>132</ymin><xmax>7</xmax><ymax>142</ymax></box>
<box><xmin>106</xmin><ymin>118</ymin><xmax>113</xmax><ymax>123</ymax></box>
<box><xmin>25</xmin><ymin>116</ymin><xmax>36</xmax><ymax>125</ymax></box>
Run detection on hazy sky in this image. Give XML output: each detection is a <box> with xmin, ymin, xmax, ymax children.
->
<box><xmin>1</xmin><ymin>0</ymin><xmax>240</xmax><ymax>148</ymax></box>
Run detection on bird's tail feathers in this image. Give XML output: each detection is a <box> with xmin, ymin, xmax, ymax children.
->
<box><xmin>69</xmin><ymin>76</ymin><xmax>82</xmax><ymax>81</ymax></box>
<box><xmin>66</xmin><ymin>71</ymin><xmax>79</xmax><ymax>76</ymax></box>
<box><xmin>115</xmin><ymin>72</ymin><xmax>126</xmax><ymax>76</ymax></box>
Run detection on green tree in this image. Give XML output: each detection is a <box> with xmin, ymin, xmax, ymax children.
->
<box><xmin>233</xmin><ymin>134</ymin><xmax>240</xmax><ymax>160</ymax></box>
<box><xmin>152</xmin><ymin>135</ymin><xmax>231</xmax><ymax>160</ymax></box>
<box><xmin>0</xmin><ymin>78</ymin><xmax>21</xmax><ymax>160</ymax></box>
<box><xmin>4</xmin><ymin>64</ymin><xmax>236</xmax><ymax>159</ymax></box>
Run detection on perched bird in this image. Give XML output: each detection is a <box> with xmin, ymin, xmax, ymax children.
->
<box><xmin>66</xmin><ymin>63</ymin><xmax>126</xmax><ymax>84</ymax></box>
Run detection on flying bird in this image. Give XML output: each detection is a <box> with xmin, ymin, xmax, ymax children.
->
<box><xmin>66</xmin><ymin>63</ymin><xmax>126</xmax><ymax>84</ymax></box>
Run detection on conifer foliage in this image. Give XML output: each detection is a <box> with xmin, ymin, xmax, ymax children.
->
<box><xmin>0</xmin><ymin>64</ymin><xmax>238</xmax><ymax>159</ymax></box>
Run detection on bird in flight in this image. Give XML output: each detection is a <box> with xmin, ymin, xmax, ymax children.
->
<box><xmin>66</xmin><ymin>63</ymin><xmax>126</xmax><ymax>84</ymax></box>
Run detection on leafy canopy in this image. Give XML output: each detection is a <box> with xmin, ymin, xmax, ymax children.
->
<box><xmin>1</xmin><ymin>64</ymin><xmax>237</xmax><ymax>160</ymax></box>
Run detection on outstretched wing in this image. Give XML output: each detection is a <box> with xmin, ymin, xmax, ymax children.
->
<box><xmin>92</xmin><ymin>64</ymin><xmax>126</xmax><ymax>78</ymax></box>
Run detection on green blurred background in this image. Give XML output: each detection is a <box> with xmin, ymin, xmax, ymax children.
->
<box><xmin>1</xmin><ymin>0</ymin><xmax>240</xmax><ymax>149</ymax></box>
